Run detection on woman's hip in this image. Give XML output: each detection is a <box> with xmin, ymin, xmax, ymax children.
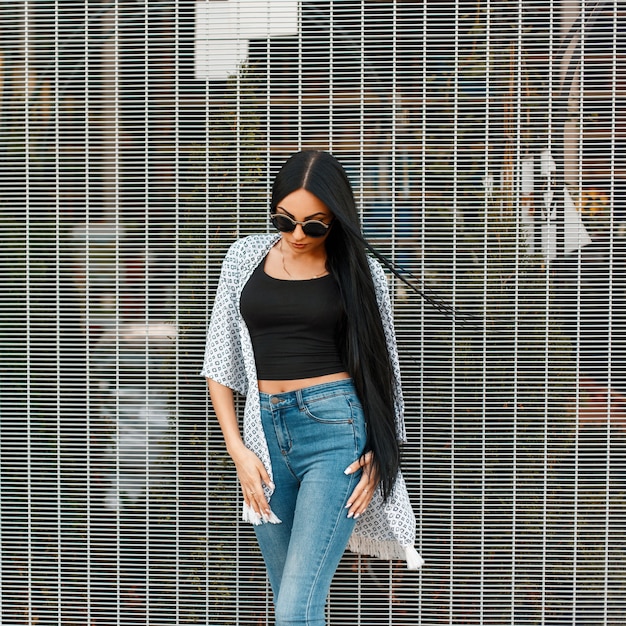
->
<box><xmin>259</xmin><ymin>379</ymin><xmax>366</xmax><ymax>463</ymax></box>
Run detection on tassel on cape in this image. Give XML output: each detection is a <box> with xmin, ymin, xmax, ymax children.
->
<box><xmin>243</xmin><ymin>502</ymin><xmax>282</xmax><ymax>526</ymax></box>
<box><xmin>348</xmin><ymin>534</ymin><xmax>424</xmax><ymax>570</ymax></box>
<box><xmin>404</xmin><ymin>545</ymin><xmax>425</xmax><ymax>570</ymax></box>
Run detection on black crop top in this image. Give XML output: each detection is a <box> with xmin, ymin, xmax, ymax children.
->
<box><xmin>240</xmin><ymin>259</ymin><xmax>346</xmax><ymax>380</ymax></box>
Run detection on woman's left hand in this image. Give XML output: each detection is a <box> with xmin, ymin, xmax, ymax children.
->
<box><xmin>344</xmin><ymin>451</ymin><xmax>378</xmax><ymax>519</ymax></box>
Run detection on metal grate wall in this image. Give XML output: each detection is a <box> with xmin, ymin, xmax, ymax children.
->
<box><xmin>1</xmin><ymin>1</ymin><xmax>624</xmax><ymax>624</ymax></box>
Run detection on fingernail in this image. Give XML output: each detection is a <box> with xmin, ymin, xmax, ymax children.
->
<box><xmin>347</xmin><ymin>511</ymin><xmax>354</xmax><ymax>519</ymax></box>
<box><xmin>354</xmin><ymin>513</ymin><xmax>360</xmax><ymax>519</ymax></box>
<box><xmin>269</xmin><ymin>482</ymin><xmax>275</xmax><ymax>490</ymax></box>
<box><xmin>344</xmin><ymin>467</ymin><xmax>352</xmax><ymax>475</ymax></box>
<box><xmin>345</xmin><ymin>502</ymin><xmax>352</xmax><ymax>509</ymax></box>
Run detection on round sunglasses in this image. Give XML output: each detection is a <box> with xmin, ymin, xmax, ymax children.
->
<box><xmin>270</xmin><ymin>213</ymin><xmax>333</xmax><ymax>238</ymax></box>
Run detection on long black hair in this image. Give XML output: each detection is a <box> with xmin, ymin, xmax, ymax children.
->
<box><xmin>271</xmin><ymin>150</ymin><xmax>401</xmax><ymax>501</ymax></box>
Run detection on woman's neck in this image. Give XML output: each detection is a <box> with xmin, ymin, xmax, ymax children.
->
<box><xmin>264</xmin><ymin>238</ymin><xmax>328</xmax><ymax>280</ymax></box>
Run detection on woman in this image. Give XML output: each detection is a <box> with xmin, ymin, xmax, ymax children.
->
<box><xmin>202</xmin><ymin>150</ymin><xmax>422</xmax><ymax>626</ymax></box>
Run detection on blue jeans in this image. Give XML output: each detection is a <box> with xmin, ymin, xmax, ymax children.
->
<box><xmin>255</xmin><ymin>379</ymin><xmax>367</xmax><ymax>626</ymax></box>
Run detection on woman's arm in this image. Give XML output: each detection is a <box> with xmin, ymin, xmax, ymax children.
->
<box><xmin>207</xmin><ymin>378</ymin><xmax>273</xmax><ymax>518</ymax></box>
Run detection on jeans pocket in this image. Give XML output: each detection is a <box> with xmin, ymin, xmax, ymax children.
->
<box><xmin>302</xmin><ymin>394</ymin><xmax>367</xmax><ymax>460</ymax></box>
<box><xmin>303</xmin><ymin>393</ymin><xmax>354</xmax><ymax>424</ymax></box>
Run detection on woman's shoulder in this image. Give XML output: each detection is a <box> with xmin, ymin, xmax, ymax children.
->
<box><xmin>220</xmin><ymin>233</ymin><xmax>279</xmax><ymax>283</ymax></box>
<box><xmin>225</xmin><ymin>233</ymin><xmax>279</xmax><ymax>260</ymax></box>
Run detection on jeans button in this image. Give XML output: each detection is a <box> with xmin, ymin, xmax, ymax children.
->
<box><xmin>271</xmin><ymin>396</ymin><xmax>280</xmax><ymax>404</ymax></box>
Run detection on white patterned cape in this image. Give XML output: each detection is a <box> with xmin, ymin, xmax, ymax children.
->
<box><xmin>201</xmin><ymin>233</ymin><xmax>423</xmax><ymax>569</ymax></box>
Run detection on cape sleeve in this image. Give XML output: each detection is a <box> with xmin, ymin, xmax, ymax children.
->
<box><xmin>367</xmin><ymin>257</ymin><xmax>407</xmax><ymax>442</ymax></box>
<box><xmin>201</xmin><ymin>241</ymin><xmax>249</xmax><ymax>396</ymax></box>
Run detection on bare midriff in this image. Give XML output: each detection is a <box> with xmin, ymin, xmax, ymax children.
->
<box><xmin>258</xmin><ymin>371</ymin><xmax>351</xmax><ymax>395</ymax></box>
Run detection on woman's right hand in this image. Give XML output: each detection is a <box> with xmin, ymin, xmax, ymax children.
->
<box><xmin>207</xmin><ymin>379</ymin><xmax>274</xmax><ymax>517</ymax></box>
<box><xmin>230</xmin><ymin>443</ymin><xmax>274</xmax><ymax>518</ymax></box>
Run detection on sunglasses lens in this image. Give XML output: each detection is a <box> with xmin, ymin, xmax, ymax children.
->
<box><xmin>302</xmin><ymin>222</ymin><xmax>329</xmax><ymax>237</ymax></box>
<box><xmin>271</xmin><ymin>215</ymin><xmax>296</xmax><ymax>232</ymax></box>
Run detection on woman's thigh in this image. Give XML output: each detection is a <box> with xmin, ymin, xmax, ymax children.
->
<box><xmin>273</xmin><ymin>462</ymin><xmax>361</xmax><ymax>625</ymax></box>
